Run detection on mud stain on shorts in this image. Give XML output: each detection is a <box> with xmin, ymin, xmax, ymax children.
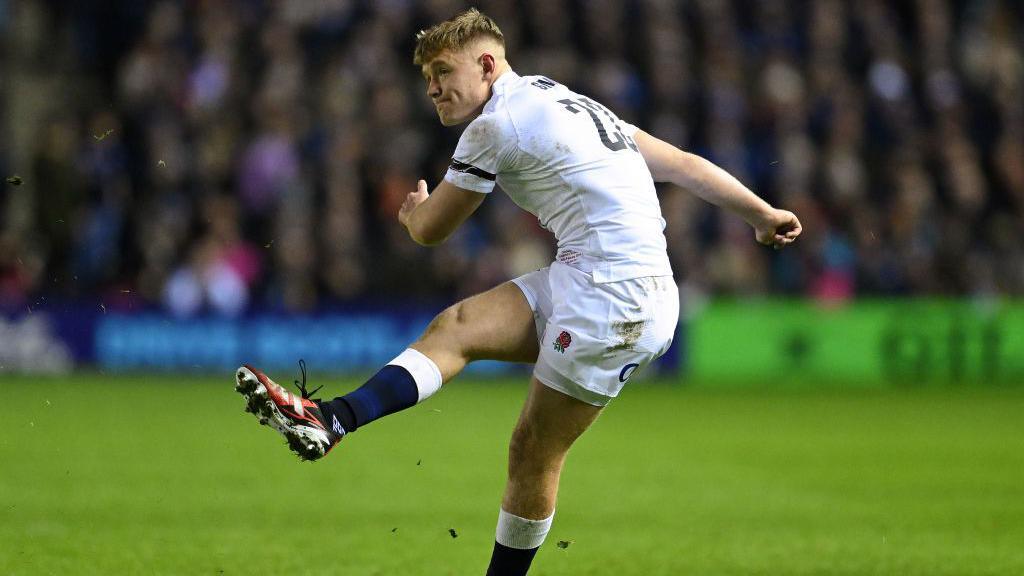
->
<box><xmin>608</xmin><ymin>320</ymin><xmax>645</xmax><ymax>352</ymax></box>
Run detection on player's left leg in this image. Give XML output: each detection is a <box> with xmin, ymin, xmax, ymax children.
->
<box><xmin>486</xmin><ymin>377</ymin><xmax>603</xmax><ymax>576</ymax></box>
<box><xmin>486</xmin><ymin>265</ymin><xmax>680</xmax><ymax>574</ymax></box>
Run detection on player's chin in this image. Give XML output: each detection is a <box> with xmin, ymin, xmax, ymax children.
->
<box><xmin>437</xmin><ymin>112</ymin><xmax>462</xmax><ymax>127</ymax></box>
<box><xmin>437</xmin><ymin>108</ymin><xmax>472</xmax><ymax>127</ymax></box>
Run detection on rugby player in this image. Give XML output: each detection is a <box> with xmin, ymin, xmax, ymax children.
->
<box><xmin>235</xmin><ymin>8</ymin><xmax>801</xmax><ymax>575</ymax></box>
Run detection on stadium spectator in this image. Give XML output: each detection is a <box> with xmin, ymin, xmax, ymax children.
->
<box><xmin>2</xmin><ymin>0</ymin><xmax>1023</xmax><ymax>314</ymax></box>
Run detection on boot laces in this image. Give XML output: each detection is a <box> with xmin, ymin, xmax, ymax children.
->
<box><xmin>294</xmin><ymin>359</ymin><xmax>323</xmax><ymax>400</ymax></box>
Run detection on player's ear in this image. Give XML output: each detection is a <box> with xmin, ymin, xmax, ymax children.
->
<box><xmin>479</xmin><ymin>53</ymin><xmax>496</xmax><ymax>77</ymax></box>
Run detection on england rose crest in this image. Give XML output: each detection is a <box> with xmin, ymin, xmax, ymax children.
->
<box><xmin>553</xmin><ymin>330</ymin><xmax>572</xmax><ymax>353</ymax></box>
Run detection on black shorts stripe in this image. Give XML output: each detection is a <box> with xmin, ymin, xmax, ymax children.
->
<box><xmin>450</xmin><ymin>159</ymin><xmax>496</xmax><ymax>181</ymax></box>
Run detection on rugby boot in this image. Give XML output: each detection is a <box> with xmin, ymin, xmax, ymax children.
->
<box><xmin>234</xmin><ymin>361</ymin><xmax>344</xmax><ymax>461</ymax></box>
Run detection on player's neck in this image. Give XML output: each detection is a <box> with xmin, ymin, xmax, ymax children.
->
<box><xmin>465</xmin><ymin>65</ymin><xmax>511</xmax><ymax>123</ymax></box>
<box><xmin>489</xmin><ymin>62</ymin><xmax>512</xmax><ymax>89</ymax></box>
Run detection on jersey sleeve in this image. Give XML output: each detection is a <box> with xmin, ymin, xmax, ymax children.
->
<box><xmin>444</xmin><ymin>113</ymin><xmax>518</xmax><ymax>194</ymax></box>
<box><xmin>617</xmin><ymin>118</ymin><xmax>640</xmax><ymax>137</ymax></box>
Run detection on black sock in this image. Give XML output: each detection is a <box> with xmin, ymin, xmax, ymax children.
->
<box><xmin>318</xmin><ymin>397</ymin><xmax>358</xmax><ymax>433</ymax></box>
<box><xmin>317</xmin><ymin>365</ymin><xmax>418</xmax><ymax>434</ymax></box>
<box><xmin>485</xmin><ymin>542</ymin><xmax>540</xmax><ymax>576</ymax></box>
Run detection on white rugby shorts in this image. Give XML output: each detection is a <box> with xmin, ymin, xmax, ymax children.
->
<box><xmin>512</xmin><ymin>261</ymin><xmax>679</xmax><ymax>406</ymax></box>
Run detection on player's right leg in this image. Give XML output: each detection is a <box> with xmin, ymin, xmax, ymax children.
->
<box><xmin>235</xmin><ymin>361</ymin><xmax>343</xmax><ymax>461</ymax></box>
<box><xmin>409</xmin><ymin>280</ymin><xmax>540</xmax><ymax>379</ymax></box>
<box><xmin>235</xmin><ymin>280</ymin><xmax>539</xmax><ymax>460</ymax></box>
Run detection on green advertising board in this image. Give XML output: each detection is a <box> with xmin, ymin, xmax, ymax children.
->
<box><xmin>688</xmin><ymin>300</ymin><xmax>1024</xmax><ymax>386</ymax></box>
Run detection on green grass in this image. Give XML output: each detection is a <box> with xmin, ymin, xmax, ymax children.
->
<box><xmin>1</xmin><ymin>373</ymin><xmax>1022</xmax><ymax>575</ymax></box>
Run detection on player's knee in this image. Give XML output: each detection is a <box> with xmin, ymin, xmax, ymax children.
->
<box><xmin>428</xmin><ymin>301</ymin><xmax>475</xmax><ymax>340</ymax></box>
<box><xmin>508</xmin><ymin>420</ymin><xmax>558</xmax><ymax>473</ymax></box>
<box><xmin>507</xmin><ymin>422</ymin><xmax>534</xmax><ymax>465</ymax></box>
<box><xmin>443</xmin><ymin>300</ymin><xmax>473</xmax><ymax>329</ymax></box>
<box><xmin>423</xmin><ymin>301</ymin><xmax>467</xmax><ymax>337</ymax></box>
<box><xmin>454</xmin><ymin>299</ymin><xmax>472</xmax><ymax>325</ymax></box>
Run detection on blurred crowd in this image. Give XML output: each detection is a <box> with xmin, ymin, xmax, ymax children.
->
<box><xmin>1</xmin><ymin>0</ymin><xmax>1022</xmax><ymax>316</ymax></box>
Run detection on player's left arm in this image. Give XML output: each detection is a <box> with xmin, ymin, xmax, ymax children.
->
<box><xmin>398</xmin><ymin>179</ymin><xmax>486</xmax><ymax>246</ymax></box>
<box><xmin>633</xmin><ymin>129</ymin><xmax>802</xmax><ymax>249</ymax></box>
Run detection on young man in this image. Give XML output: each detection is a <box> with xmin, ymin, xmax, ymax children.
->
<box><xmin>234</xmin><ymin>8</ymin><xmax>801</xmax><ymax>575</ymax></box>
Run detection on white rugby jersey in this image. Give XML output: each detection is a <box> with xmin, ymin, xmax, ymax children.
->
<box><xmin>443</xmin><ymin>71</ymin><xmax>673</xmax><ymax>283</ymax></box>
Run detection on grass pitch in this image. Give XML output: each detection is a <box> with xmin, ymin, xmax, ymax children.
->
<box><xmin>1</xmin><ymin>373</ymin><xmax>1022</xmax><ymax>575</ymax></box>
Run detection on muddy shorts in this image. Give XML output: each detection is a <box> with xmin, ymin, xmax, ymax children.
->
<box><xmin>512</xmin><ymin>261</ymin><xmax>679</xmax><ymax>406</ymax></box>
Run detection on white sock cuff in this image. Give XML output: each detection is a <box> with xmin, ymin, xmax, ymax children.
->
<box><xmin>495</xmin><ymin>509</ymin><xmax>554</xmax><ymax>550</ymax></box>
<box><xmin>388</xmin><ymin>348</ymin><xmax>442</xmax><ymax>403</ymax></box>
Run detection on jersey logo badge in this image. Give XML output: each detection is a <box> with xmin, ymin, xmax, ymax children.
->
<box><xmin>553</xmin><ymin>331</ymin><xmax>572</xmax><ymax>354</ymax></box>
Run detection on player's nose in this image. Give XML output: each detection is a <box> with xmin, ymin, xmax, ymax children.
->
<box><xmin>426</xmin><ymin>80</ymin><xmax>441</xmax><ymax>99</ymax></box>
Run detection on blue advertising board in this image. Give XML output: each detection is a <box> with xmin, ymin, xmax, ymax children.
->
<box><xmin>0</xmin><ymin>305</ymin><xmax>679</xmax><ymax>376</ymax></box>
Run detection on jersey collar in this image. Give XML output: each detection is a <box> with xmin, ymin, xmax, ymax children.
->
<box><xmin>483</xmin><ymin>70</ymin><xmax>517</xmax><ymax>113</ymax></box>
<box><xmin>491</xmin><ymin>69</ymin><xmax>519</xmax><ymax>94</ymax></box>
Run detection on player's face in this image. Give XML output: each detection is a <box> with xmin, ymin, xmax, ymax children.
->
<box><xmin>422</xmin><ymin>48</ymin><xmax>491</xmax><ymax>126</ymax></box>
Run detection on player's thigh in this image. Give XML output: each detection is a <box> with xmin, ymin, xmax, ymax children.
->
<box><xmin>415</xmin><ymin>280</ymin><xmax>539</xmax><ymax>364</ymax></box>
<box><xmin>510</xmin><ymin>376</ymin><xmax>603</xmax><ymax>463</ymax></box>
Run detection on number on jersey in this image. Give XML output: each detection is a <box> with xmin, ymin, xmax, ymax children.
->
<box><xmin>557</xmin><ymin>97</ymin><xmax>638</xmax><ymax>153</ymax></box>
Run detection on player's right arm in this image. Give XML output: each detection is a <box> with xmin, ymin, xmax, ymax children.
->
<box><xmin>399</xmin><ymin>179</ymin><xmax>486</xmax><ymax>246</ymax></box>
<box><xmin>399</xmin><ymin>111</ymin><xmax>514</xmax><ymax>246</ymax></box>
<box><xmin>633</xmin><ymin>129</ymin><xmax>802</xmax><ymax>249</ymax></box>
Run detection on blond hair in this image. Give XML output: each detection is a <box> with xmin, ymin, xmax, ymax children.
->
<box><xmin>413</xmin><ymin>8</ymin><xmax>505</xmax><ymax>66</ymax></box>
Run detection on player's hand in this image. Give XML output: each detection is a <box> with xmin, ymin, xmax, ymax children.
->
<box><xmin>753</xmin><ymin>208</ymin><xmax>802</xmax><ymax>249</ymax></box>
<box><xmin>398</xmin><ymin>179</ymin><xmax>430</xmax><ymax>228</ymax></box>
